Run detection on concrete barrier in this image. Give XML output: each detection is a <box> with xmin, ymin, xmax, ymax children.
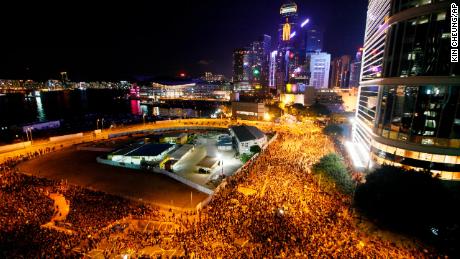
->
<box><xmin>152</xmin><ymin>168</ymin><xmax>214</xmax><ymax>195</ymax></box>
<box><xmin>76</xmin><ymin>146</ymin><xmax>114</xmax><ymax>152</ymax></box>
<box><xmin>49</xmin><ymin>133</ymin><xmax>84</xmax><ymax>142</ymax></box>
<box><xmin>108</xmin><ymin>126</ymin><xmax>227</xmax><ymax>139</ymax></box>
<box><xmin>96</xmin><ymin>157</ymin><xmax>141</xmax><ymax>170</ymax></box>
<box><xmin>0</xmin><ymin>141</ymin><xmax>31</xmax><ymax>153</ymax></box>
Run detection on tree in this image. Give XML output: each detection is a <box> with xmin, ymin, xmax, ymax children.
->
<box><xmin>240</xmin><ymin>153</ymin><xmax>253</xmax><ymax>163</ymax></box>
<box><xmin>354</xmin><ymin>165</ymin><xmax>456</xmax><ymax>237</ymax></box>
<box><xmin>250</xmin><ymin>145</ymin><xmax>261</xmax><ymax>154</ymax></box>
<box><xmin>312</xmin><ymin>153</ymin><xmax>354</xmax><ymax>194</ymax></box>
<box><xmin>306</xmin><ymin>103</ymin><xmax>331</xmax><ymax>116</ymax></box>
<box><xmin>323</xmin><ymin>124</ymin><xmax>344</xmax><ymax>136</ymax></box>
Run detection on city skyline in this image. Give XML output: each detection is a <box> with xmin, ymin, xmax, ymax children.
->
<box><xmin>0</xmin><ymin>0</ymin><xmax>367</xmax><ymax>81</ymax></box>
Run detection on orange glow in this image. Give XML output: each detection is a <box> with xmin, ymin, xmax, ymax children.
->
<box><xmin>282</xmin><ymin>19</ymin><xmax>291</xmax><ymax>41</ymax></box>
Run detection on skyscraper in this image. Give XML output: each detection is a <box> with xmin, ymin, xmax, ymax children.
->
<box><xmin>232</xmin><ymin>48</ymin><xmax>253</xmax><ymax>90</ymax></box>
<box><xmin>269</xmin><ymin>50</ymin><xmax>278</xmax><ymax>89</ymax></box>
<box><xmin>330</xmin><ymin>55</ymin><xmax>351</xmax><ymax>88</ymax></box>
<box><xmin>349</xmin><ymin>48</ymin><xmax>363</xmax><ymax>88</ymax></box>
<box><xmin>308</xmin><ymin>52</ymin><xmax>331</xmax><ymax>89</ymax></box>
<box><xmin>352</xmin><ymin>0</ymin><xmax>460</xmax><ymax>180</ymax></box>
<box><xmin>305</xmin><ymin>27</ymin><xmax>323</xmax><ymax>53</ymax></box>
<box><xmin>233</xmin><ymin>35</ymin><xmax>272</xmax><ymax>93</ymax></box>
<box><xmin>251</xmin><ymin>35</ymin><xmax>272</xmax><ymax>93</ymax></box>
<box><xmin>273</xmin><ymin>1</ymin><xmax>310</xmax><ymax>94</ymax></box>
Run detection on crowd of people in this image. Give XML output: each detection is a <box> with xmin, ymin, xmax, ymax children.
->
<box><xmin>170</xmin><ymin>122</ymin><xmax>432</xmax><ymax>257</ymax></box>
<box><xmin>0</xmin><ymin>121</ymin><xmax>438</xmax><ymax>257</ymax></box>
<box><xmin>0</xmin><ymin>155</ymin><xmax>160</xmax><ymax>257</ymax></box>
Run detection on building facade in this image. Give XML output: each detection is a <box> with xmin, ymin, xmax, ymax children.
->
<box><xmin>330</xmin><ymin>55</ymin><xmax>352</xmax><ymax>88</ymax></box>
<box><xmin>305</xmin><ymin>27</ymin><xmax>323</xmax><ymax>53</ymax></box>
<box><xmin>231</xmin><ymin>102</ymin><xmax>266</xmax><ymax>121</ymax></box>
<box><xmin>349</xmin><ymin>48</ymin><xmax>363</xmax><ymax>88</ymax></box>
<box><xmin>353</xmin><ymin>0</ymin><xmax>460</xmax><ymax>180</ymax></box>
<box><xmin>229</xmin><ymin>125</ymin><xmax>267</xmax><ymax>154</ymax></box>
<box><xmin>308</xmin><ymin>52</ymin><xmax>331</xmax><ymax>89</ymax></box>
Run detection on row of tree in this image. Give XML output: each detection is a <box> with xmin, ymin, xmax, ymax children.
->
<box><xmin>312</xmin><ymin>154</ymin><xmax>460</xmax><ymax>257</ymax></box>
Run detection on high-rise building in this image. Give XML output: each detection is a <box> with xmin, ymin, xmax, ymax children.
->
<box><xmin>305</xmin><ymin>27</ymin><xmax>323</xmax><ymax>53</ymax></box>
<box><xmin>352</xmin><ymin>0</ymin><xmax>460</xmax><ymax>180</ymax></box>
<box><xmin>203</xmin><ymin>72</ymin><xmax>225</xmax><ymax>82</ymax></box>
<box><xmin>269</xmin><ymin>50</ymin><xmax>278</xmax><ymax>89</ymax></box>
<box><xmin>251</xmin><ymin>35</ymin><xmax>272</xmax><ymax>92</ymax></box>
<box><xmin>233</xmin><ymin>48</ymin><xmax>253</xmax><ymax>90</ymax></box>
<box><xmin>330</xmin><ymin>55</ymin><xmax>351</xmax><ymax>88</ymax></box>
<box><xmin>308</xmin><ymin>52</ymin><xmax>331</xmax><ymax>89</ymax></box>
<box><xmin>233</xmin><ymin>35</ymin><xmax>272</xmax><ymax>93</ymax></box>
<box><xmin>349</xmin><ymin>48</ymin><xmax>363</xmax><ymax>88</ymax></box>
<box><xmin>279</xmin><ymin>1</ymin><xmax>298</xmax><ymax>44</ymax></box>
<box><xmin>274</xmin><ymin>1</ymin><xmax>308</xmax><ymax>94</ymax></box>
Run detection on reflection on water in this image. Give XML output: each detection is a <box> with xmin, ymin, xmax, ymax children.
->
<box><xmin>153</xmin><ymin>107</ymin><xmax>160</xmax><ymax>116</ymax></box>
<box><xmin>130</xmin><ymin>100</ymin><xmax>141</xmax><ymax>115</ymax></box>
<box><xmin>35</xmin><ymin>96</ymin><xmax>46</xmax><ymax>122</ymax></box>
<box><xmin>0</xmin><ymin>89</ymin><xmax>216</xmax><ymax>127</ymax></box>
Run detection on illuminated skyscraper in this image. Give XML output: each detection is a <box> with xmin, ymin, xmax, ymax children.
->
<box><xmin>233</xmin><ymin>35</ymin><xmax>272</xmax><ymax>93</ymax></box>
<box><xmin>279</xmin><ymin>1</ymin><xmax>298</xmax><ymax>44</ymax></box>
<box><xmin>352</xmin><ymin>0</ymin><xmax>460</xmax><ymax>180</ymax></box>
<box><xmin>269</xmin><ymin>50</ymin><xmax>278</xmax><ymax>89</ymax></box>
<box><xmin>305</xmin><ymin>27</ymin><xmax>323</xmax><ymax>53</ymax></box>
<box><xmin>349</xmin><ymin>48</ymin><xmax>363</xmax><ymax>88</ymax></box>
<box><xmin>274</xmin><ymin>1</ymin><xmax>301</xmax><ymax>93</ymax></box>
<box><xmin>251</xmin><ymin>35</ymin><xmax>272</xmax><ymax>93</ymax></box>
<box><xmin>233</xmin><ymin>48</ymin><xmax>253</xmax><ymax>90</ymax></box>
<box><xmin>308</xmin><ymin>52</ymin><xmax>331</xmax><ymax>89</ymax></box>
<box><xmin>330</xmin><ymin>55</ymin><xmax>351</xmax><ymax>88</ymax></box>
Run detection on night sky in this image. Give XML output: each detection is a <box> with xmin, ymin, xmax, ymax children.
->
<box><xmin>0</xmin><ymin>0</ymin><xmax>368</xmax><ymax>81</ymax></box>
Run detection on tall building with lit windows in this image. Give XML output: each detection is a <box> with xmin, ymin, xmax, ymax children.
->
<box><xmin>309</xmin><ymin>52</ymin><xmax>331</xmax><ymax>89</ymax></box>
<box><xmin>352</xmin><ymin>0</ymin><xmax>460</xmax><ymax>180</ymax></box>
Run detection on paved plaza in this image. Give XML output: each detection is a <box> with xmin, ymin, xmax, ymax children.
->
<box><xmin>18</xmin><ymin>147</ymin><xmax>208</xmax><ymax>209</ymax></box>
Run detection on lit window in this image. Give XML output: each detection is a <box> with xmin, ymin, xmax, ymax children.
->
<box><xmin>437</xmin><ymin>12</ymin><xmax>446</xmax><ymax>21</ymax></box>
<box><xmin>395</xmin><ymin>148</ymin><xmax>405</xmax><ymax>156</ymax></box>
<box><xmin>421</xmin><ymin>138</ymin><xmax>434</xmax><ymax>144</ymax></box>
<box><xmin>445</xmin><ymin>156</ymin><xmax>457</xmax><ymax>164</ymax></box>
<box><xmin>432</xmin><ymin>154</ymin><xmax>445</xmax><ymax>163</ymax></box>
<box><xmin>419</xmin><ymin>153</ymin><xmax>432</xmax><ymax>161</ymax></box>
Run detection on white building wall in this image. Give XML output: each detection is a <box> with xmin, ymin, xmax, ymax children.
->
<box><xmin>309</xmin><ymin>52</ymin><xmax>331</xmax><ymax>89</ymax></box>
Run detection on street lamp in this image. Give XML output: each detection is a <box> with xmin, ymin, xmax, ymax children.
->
<box><xmin>101</xmin><ymin>118</ymin><xmax>104</xmax><ymax>131</ymax></box>
<box><xmin>96</xmin><ymin>119</ymin><xmax>99</xmax><ymax>130</ymax></box>
<box><xmin>143</xmin><ymin>113</ymin><xmax>146</xmax><ymax>125</ymax></box>
<box><xmin>216</xmin><ymin>153</ymin><xmax>224</xmax><ymax>177</ymax></box>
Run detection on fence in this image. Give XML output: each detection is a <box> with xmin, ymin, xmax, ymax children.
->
<box><xmin>0</xmin><ymin>141</ymin><xmax>31</xmax><ymax>153</ymax></box>
<box><xmin>49</xmin><ymin>133</ymin><xmax>84</xmax><ymax>142</ymax></box>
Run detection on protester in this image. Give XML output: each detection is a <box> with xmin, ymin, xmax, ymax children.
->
<box><xmin>0</xmin><ymin>121</ymin><xmax>434</xmax><ymax>257</ymax></box>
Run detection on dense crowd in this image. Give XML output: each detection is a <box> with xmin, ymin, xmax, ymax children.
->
<box><xmin>0</xmin><ymin>155</ymin><xmax>159</xmax><ymax>257</ymax></box>
<box><xmin>0</xmin><ymin>121</ymin><xmax>437</xmax><ymax>257</ymax></box>
<box><xmin>171</xmin><ymin>123</ymin><xmax>432</xmax><ymax>257</ymax></box>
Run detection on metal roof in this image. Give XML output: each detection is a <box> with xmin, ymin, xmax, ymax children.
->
<box><xmin>230</xmin><ymin>125</ymin><xmax>265</xmax><ymax>142</ymax></box>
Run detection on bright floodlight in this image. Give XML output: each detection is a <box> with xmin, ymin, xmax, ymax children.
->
<box><xmin>289</xmin><ymin>31</ymin><xmax>296</xmax><ymax>39</ymax></box>
<box><xmin>263</xmin><ymin>113</ymin><xmax>272</xmax><ymax>121</ymax></box>
<box><xmin>301</xmin><ymin>18</ymin><xmax>310</xmax><ymax>28</ymax></box>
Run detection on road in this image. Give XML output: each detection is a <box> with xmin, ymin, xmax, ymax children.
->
<box><xmin>0</xmin><ymin>119</ymin><xmax>233</xmax><ymax>163</ymax></box>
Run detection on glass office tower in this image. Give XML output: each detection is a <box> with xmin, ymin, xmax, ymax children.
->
<box><xmin>353</xmin><ymin>0</ymin><xmax>460</xmax><ymax>180</ymax></box>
